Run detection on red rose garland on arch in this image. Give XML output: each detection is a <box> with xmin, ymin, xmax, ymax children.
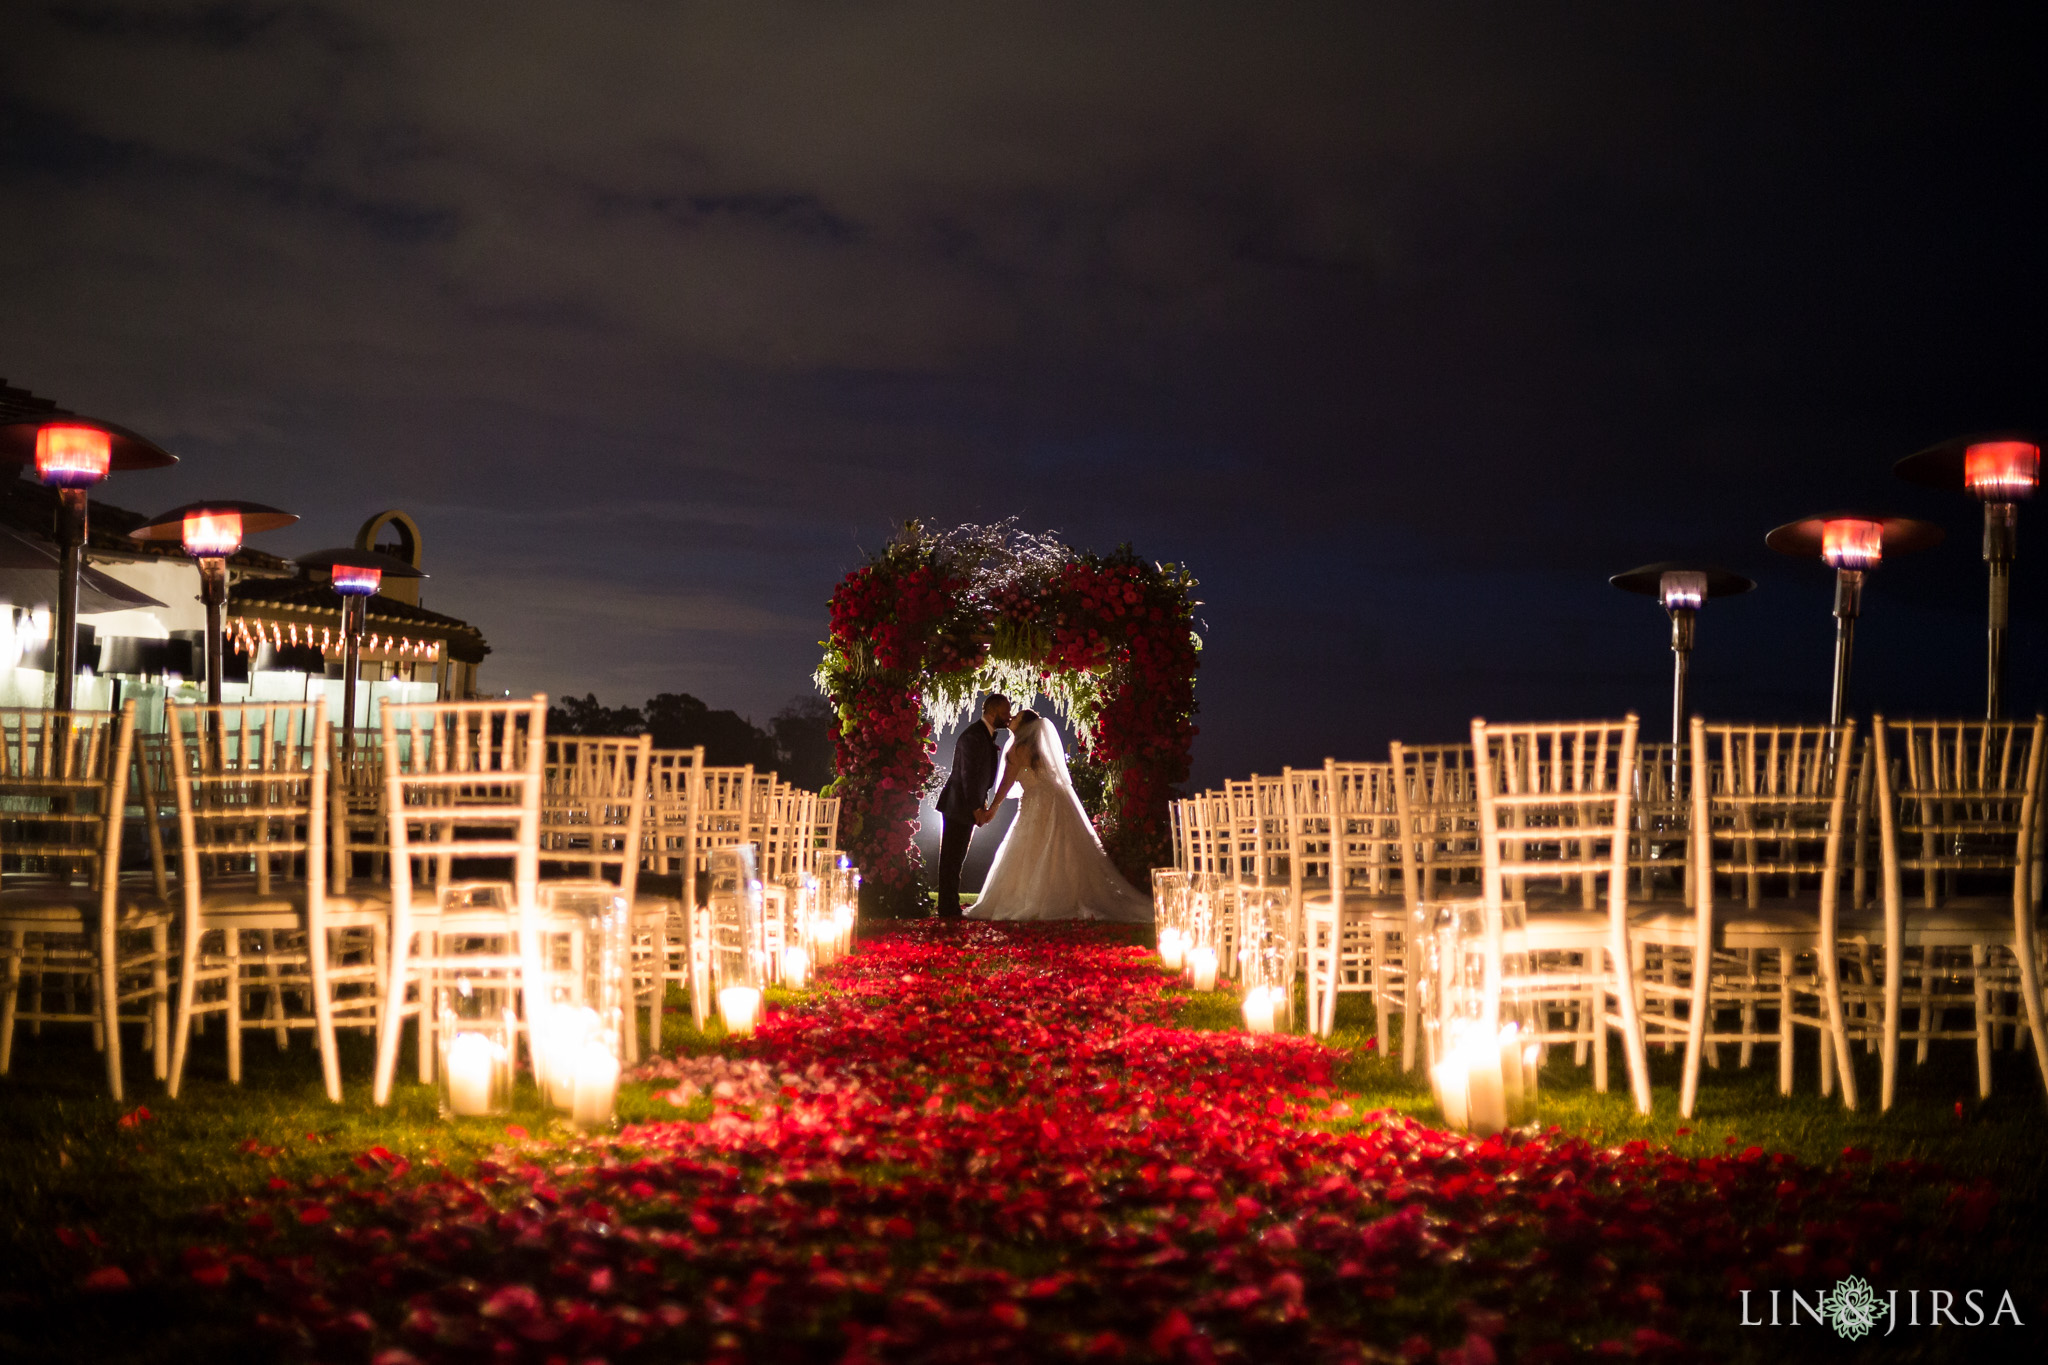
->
<box><xmin>818</xmin><ymin>523</ymin><xmax>1199</xmax><ymax>908</ymax></box>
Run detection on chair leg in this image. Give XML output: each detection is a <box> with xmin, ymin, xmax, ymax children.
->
<box><xmin>100</xmin><ymin>919</ymin><xmax>125</xmax><ymax>1104</ymax></box>
<box><xmin>1679</xmin><ymin>943</ymin><xmax>1710</xmax><ymax>1119</ymax></box>
<box><xmin>1776</xmin><ymin>955</ymin><xmax>1795</xmax><ymax>1096</ymax></box>
<box><xmin>1739</xmin><ymin>949</ymin><xmax>1758</xmax><ymax>1069</ymax></box>
<box><xmin>372</xmin><ymin>909</ymin><xmax>413</xmax><ymax>1106</ymax></box>
<box><xmin>1915</xmin><ymin>948</ymin><xmax>1936</xmax><ymax>1066</ymax></box>
<box><xmin>167</xmin><ymin>920</ymin><xmax>203</xmax><ymax>1099</ymax></box>
<box><xmin>224</xmin><ymin>928</ymin><xmax>244</xmax><ymax>1085</ymax></box>
<box><xmin>2012</xmin><ymin>927</ymin><xmax>2048</xmax><ymax>1109</ymax></box>
<box><xmin>1880</xmin><ymin>945</ymin><xmax>1901</xmax><ymax>1112</ymax></box>
<box><xmin>309</xmin><ymin>924</ymin><xmax>342</xmax><ymax>1105</ymax></box>
<box><xmin>1590</xmin><ymin>985</ymin><xmax>1609</xmax><ymax>1094</ymax></box>
<box><xmin>151</xmin><ymin>921</ymin><xmax>170</xmax><ymax>1082</ymax></box>
<box><xmin>1611</xmin><ymin>937</ymin><xmax>1653</xmax><ymax>1117</ymax></box>
<box><xmin>648</xmin><ymin>919</ymin><xmax>667</xmax><ymax>1058</ymax></box>
<box><xmin>1970</xmin><ymin>945</ymin><xmax>1993</xmax><ymax>1100</ymax></box>
<box><xmin>0</xmin><ymin>929</ymin><xmax>20</xmax><ymax>1075</ymax></box>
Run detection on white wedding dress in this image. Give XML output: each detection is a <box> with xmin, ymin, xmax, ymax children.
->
<box><xmin>966</xmin><ymin>720</ymin><xmax>1154</xmax><ymax>923</ymax></box>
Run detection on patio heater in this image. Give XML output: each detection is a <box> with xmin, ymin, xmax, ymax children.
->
<box><xmin>1766</xmin><ymin>513</ymin><xmax>1942</xmax><ymax>726</ymax></box>
<box><xmin>1895</xmin><ymin>433</ymin><xmax>2041</xmax><ymax>719</ymax></box>
<box><xmin>1609</xmin><ymin>561</ymin><xmax>1755</xmax><ymax>749</ymax></box>
<box><xmin>0</xmin><ymin>416</ymin><xmax>177</xmax><ymax>709</ymax></box>
<box><xmin>293</xmin><ymin>547</ymin><xmax>425</xmax><ymax>758</ymax></box>
<box><xmin>131</xmin><ymin>501</ymin><xmax>298</xmax><ymax>705</ymax></box>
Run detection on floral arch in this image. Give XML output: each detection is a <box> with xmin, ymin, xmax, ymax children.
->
<box><xmin>816</xmin><ymin>522</ymin><xmax>1200</xmax><ymax>910</ymax></box>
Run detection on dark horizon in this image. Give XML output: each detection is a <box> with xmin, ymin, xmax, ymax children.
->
<box><xmin>5</xmin><ymin>5</ymin><xmax>2044</xmax><ymax>787</ymax></box>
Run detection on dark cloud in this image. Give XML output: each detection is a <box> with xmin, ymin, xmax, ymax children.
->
<box><xmin>2</xmin><ymin>3</ymin><xmax>2043</xmax><ymax>780</ymax></box>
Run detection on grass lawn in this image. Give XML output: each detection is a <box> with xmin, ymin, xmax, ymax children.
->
<box><xmin>1</xmin><ymin>924</ymin><xmax>2042</xmax><ymax>1362</ymax></box>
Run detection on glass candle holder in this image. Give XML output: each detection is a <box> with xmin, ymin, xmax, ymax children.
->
<box><xmin>437</xmin><ymin>977</ymin><xmax>513</xmax><ymax>1119</ymax></box>
<box><xmin>1236</xmin><ymin>883</ymin><xmax>1295</xmax><ymax>1027</ymax></box>
<box><xmin>1416</xmin><ymin>901</ymin><xmax>1536</xmax><ymax>1134</ymax></box>
<box><xmin>532</xmin><ymin>885</ymin><xmax>631</xmax><ymax>1129</ymax></box>
<box><xmin>709</xmin><ymin>845</ymin><xmax>766</xmax><ymax>985</ymax></box>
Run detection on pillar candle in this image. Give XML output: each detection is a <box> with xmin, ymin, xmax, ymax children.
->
<box><xmin>539</xmin><ymin>1004</ymin><xmax>600</xmax><ymax>1111</ymax></box>
<box><xmin>781</xmin><ymin>945</ymin><xmax>811</xmax><ymax>989</ymax></box>
<box><xmin>719</xmin><ymin>984</ymin><xmax>762</xmax><ymax>1035</ymax></box>
<box><xmin>1431</xmin><ymin>1056</ymin><xmax>1470</xmax><ymax>1130</ymax></box>
<box><xmin>1462</xmin><ymin>1032</ymin><xmax>1508</xmax><ymax>1136</ymax></box>
<box><xmin>1158</xmin><ymin>927</ymin><xmax>1185</xmax><ymax>971</ymax></box>
<box><xmin>569</xmin><ymin>1037</ymin><xmax>620</xmax><ymax>1131</ymax></box>
<box><xmin>445</xmin><ymin>1032</ymin><xmax>496</xmax><ymax>1117</ymax></box>
<box><xmin>1187</xmin><ymin>945</ymin><xmax>1218</xmax><ymax>992</ymax></box>
<box><xmin>1498</xmin><ymin>1024</ymin><xmax>1525</xmax><ymax>1116</ymax></box>
<box><xmin>1242</xmin><ymin>984</ymin><xmax>1276</xmax><ymax>1034</ymax></box>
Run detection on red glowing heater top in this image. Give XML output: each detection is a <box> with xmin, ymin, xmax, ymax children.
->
<box><xmin>330</xmin><ymin>564</ymin><xmax>383</xmax><ymax>596</ymax></box>
<box><xmin>1964</xmin><ymin>441</ymin><xmax>2041</xmax><ymax>500</ymax></box>
<box><xmin>181</xmin><ymin>509</ymin><xmax>243</xmax><ymax>558</ymax></box>
<box><xmin>1821</xmin><ymin>519</ymin><xmax>1884</xmax><ymax>570</ymax></box>
<box><xmin>34</xmin><ymin>424</ymin><xmax>112</xmax><ymax>488</ymax></box>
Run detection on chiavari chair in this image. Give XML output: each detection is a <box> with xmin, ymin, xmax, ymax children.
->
<box><xmin>165</xmin><ymin>700</ymin><xmax>383</xmax><ymax>1103</ymax></box>
<box><xmin>1473</xmin><ymin>715</ymin><xmax>1654</xmax><ymax>1114</ymax></box>
<box><xmin>1389</xmin><ymin>740</ymin><xmax>1482</xmax><ymax>1070</ymax></box>
<box><xmin>0</xmin><ymin>703</ymin><xmax>170</xmax><ymax>1100</ymax></box>
<box><xmin>641</xmin><ymin>747</ymin><xmax>708</xmax><ymax>1033</ymax></box>
<box><xmin>1630</xmin><ymin>720</ymin><xmax>1858</xmax><ymax>1116</ymax></box>
<box><xmin>541</xmin><ymin>733</ymin><xmax>655</xmax><ymax>1061</ymax></box>
<box><xmin>371</xmin><ymin>696</ymin><xmax>546</xmax><ymax>1106</ymax></box>
<box><xmin>1859</xmin><ymin>715</ymin><xmax>2048</xmax><ymax>1110</ymax></box>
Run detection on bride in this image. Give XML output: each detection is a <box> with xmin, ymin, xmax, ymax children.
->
<box><xmin>965</xmin><ymin>709</ymin><xmax>1154</xmax><ymax>923</ymax></box>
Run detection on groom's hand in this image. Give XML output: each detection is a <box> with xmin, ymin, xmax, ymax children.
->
<box><xmin>973</xmin><ymin>806</ymin><xmax>994</xmax><ymax>825</ymax></box>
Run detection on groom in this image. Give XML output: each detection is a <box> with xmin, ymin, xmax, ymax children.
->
<box><xmin>933</xmin><ymin>693</ymin><xmax>1011</xmax><ymax>918</ymax></box>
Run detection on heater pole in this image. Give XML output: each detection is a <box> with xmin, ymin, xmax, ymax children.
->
<box><xmin>1985</xmin><ymin>501</ymin><xmax>2016</xmax><ymax>722</ymax></box>
<box><xmin>1830</xmin><ymin>569</ymin><xmax>1863</xmax><ymax>729</ymax></box>
<box><xmin>52</xmin><ymin>489</ymin><xmax>87</xmax><ymax>712</ymax></box>
<box><xmin>199</xmin><ymin>556</ymin><xmax>228</xmax><ymax>708</ymax></box>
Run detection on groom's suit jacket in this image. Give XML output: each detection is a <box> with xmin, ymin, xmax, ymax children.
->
<box><xmin>937</xmin><ymin>721</ymin><xmax>1002</xmax><ymax>819</ymax></box>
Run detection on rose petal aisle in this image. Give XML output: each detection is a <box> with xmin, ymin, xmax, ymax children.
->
<box><xmin>63</xmin><ymin>925</ymin><xmax>2021</xmax><ymax>1362</ymax></box>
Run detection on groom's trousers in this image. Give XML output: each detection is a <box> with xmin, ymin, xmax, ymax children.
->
<box><xmin>936</xmin><ymin>811</ymin><xmax>974</xmax><ymax>918</ymax></box>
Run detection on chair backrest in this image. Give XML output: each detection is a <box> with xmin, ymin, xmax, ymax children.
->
<box><xmin>757</xmin><ymin>780</ymin><xmax>810</xmax><ymax>883</ymax></box>
<box><xmin>1281</xmin><ymin>766</ymin><xmax>1332</xmax><ymax>899</ymax></box>
<box><xmin>647</xmin><ymin>746</ymin><xmax>705</xmax><ymax>879</ymax></box>
<box><xmin>166</xmin><ymin>700</ymin><xmax>329</xmax><ymax>903</ymax></box>
<box><xmin>1471</xmin><ymin>716</ymin><xmax>1639</xmax><ymax>917</ymax></box>
<box><xmin>380</xmin><ymin>696</ymin><xmax>547</xmax><ymax>918</ymax></box>
<box><xmin>1330</xmin><ymin>760</ymin><xmax>1404</xmax><ymax>899</ymax></box>
<box><xmin>1220</xmin><ymin>778</ymin><xmax>1266</xmax><ymax>884</ymax></box>
<box><xmin>328</xmin><ymin>725</ymin><xmax>389</xmax><ymax>894</ymax></box>
<box><xmin>1690</xmin><ymin>719</ymin><xmax>1857</xmax><ymax>914</ymax></box>
<box><xmin>542</xmin><ymin>733</ymin><xmax>653</xmax><ymax>904</ymax></box>
<box><xmin>0</xmin><ymin>704</ymin><xmax>143</xmax><ymax>893</ymax></box>
<box><xmin>1390</xmin><ymin>740</ymin><xmax>1482</xmax><ymax>916</ymax></box>
<box><xmin>807</xmin><ymin>795</ymin><xmax>841</xmax><ymax>874</ymax></box>
<box><xmin>1870</xmin><ymin>715</ymin><xmax>2046</xmax><ymax>916</ymax></box>
<box><xmin>697</xmin><ymin>765</ymin><xmax>758</xmax><ymax>867</ymax></box>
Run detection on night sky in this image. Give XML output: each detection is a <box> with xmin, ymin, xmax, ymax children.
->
<box><xmin>4</xmin><ymin>6</ymin><xmax>2044</xmax><ymax>787</ymax></box>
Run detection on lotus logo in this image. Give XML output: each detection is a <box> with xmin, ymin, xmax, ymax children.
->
<box><xmin>1821</xmin><ymin>1275</ymin><xmax>1882</xmax><ymax>1341</ymax></box>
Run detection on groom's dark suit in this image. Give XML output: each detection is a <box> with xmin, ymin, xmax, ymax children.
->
<box><xmin>934</xmin><ymin>719</ymin><xmax>1002</xmax><ymax>918</ymax></box>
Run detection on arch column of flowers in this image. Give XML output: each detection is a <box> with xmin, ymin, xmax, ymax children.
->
<box><xmin>816</xmin><ymin>522</ymin><xmax>1199</xmax><ymax>911</ymax></box>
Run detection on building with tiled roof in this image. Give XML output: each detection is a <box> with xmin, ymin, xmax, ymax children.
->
<box><xmin>0</xmin><ymin>377</ymin><xmax>490</xmax><ymax>713</ymax></box>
